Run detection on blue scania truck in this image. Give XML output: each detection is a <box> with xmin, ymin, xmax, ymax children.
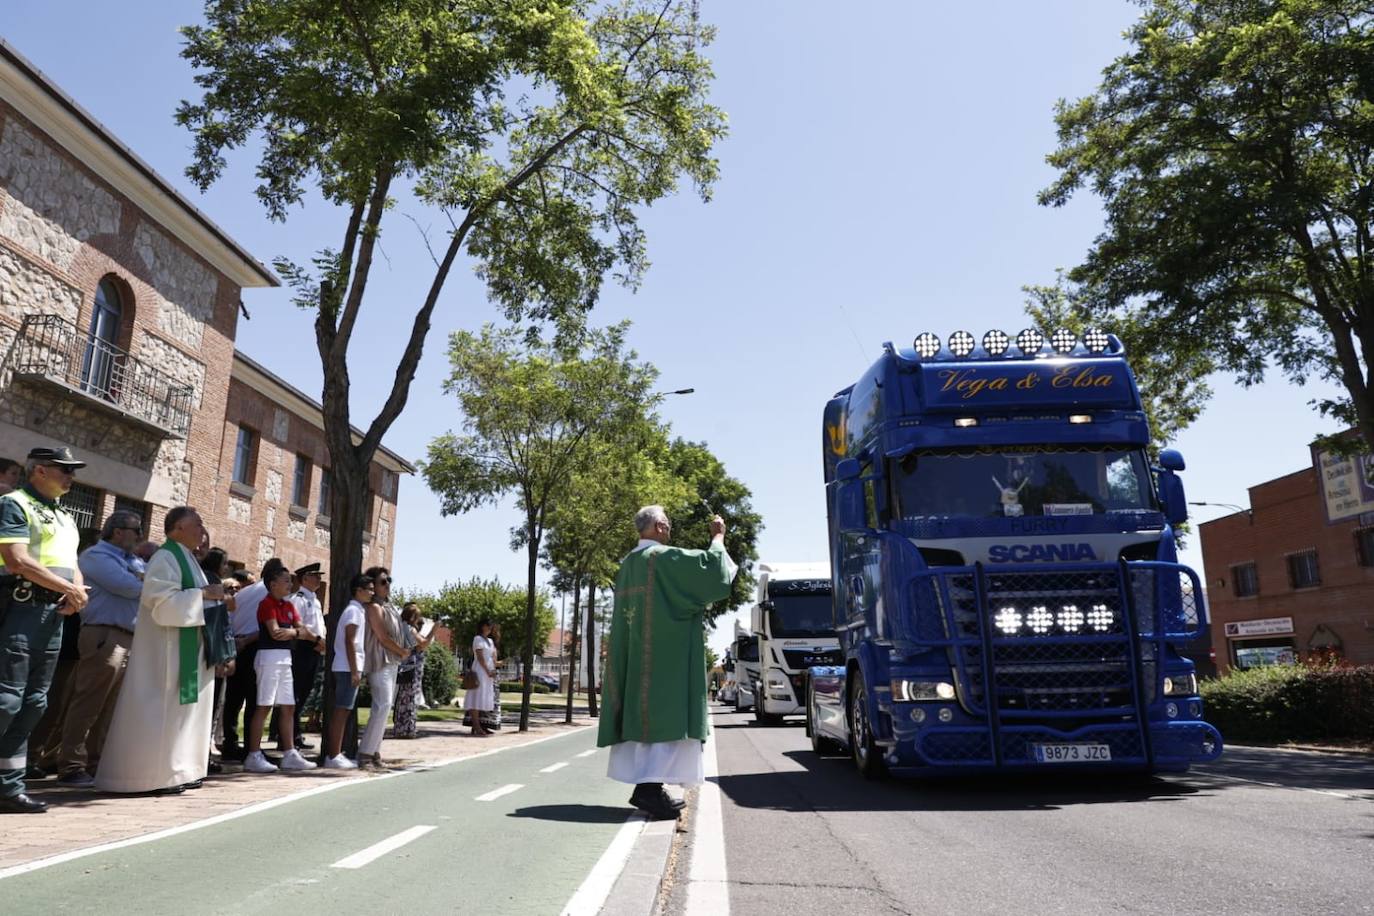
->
<box><xmin>806</xmin><ymin>328</ymin><xmax>1223</xmax><ymax>777</ymax></box>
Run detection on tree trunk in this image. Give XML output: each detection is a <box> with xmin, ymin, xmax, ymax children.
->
<box><xmin>318</xmin><ymin>446</ymin><xmax>369</xmax><ymax>760</ymax></box>
<box><xmin>519</xmin><ymin>524</ymin><xmax>540</xmax><ymax>732</ymax></box>
<box><xmin>565</xmin><ymin>572</ymin><xmax>582</xmax><ymax>725</ymax></box>
<box><xmin>585</xmin><ymin>578</ymin><xmax>599</xmax><ymax>717</ymax></box>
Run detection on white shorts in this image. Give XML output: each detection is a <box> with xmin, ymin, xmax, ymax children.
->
<box><xmin>254</xmin><ymin>651</ymin><xmax>294</xmax><ymax>706</ymax></box>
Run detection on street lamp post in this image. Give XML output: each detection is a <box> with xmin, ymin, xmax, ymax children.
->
<box><xmin>1189</xmin><ymin>500</ymin><xmax>1252</xmax><ymax>522</ymax></box>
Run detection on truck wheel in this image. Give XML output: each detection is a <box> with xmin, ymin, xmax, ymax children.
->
<box><xmin>808</xmin><ymin>682</ymin><xmax>841</xmax><ymax>756</ymax></box>
<box><xmin>754</xmin><ymin>704</ymin><xmax>781</xmax><ymax>727</ymax></box>
<box><xmin>848</xmin><ymin>669</ymin><xmax>887</xmax><ymax>779</ymax></box>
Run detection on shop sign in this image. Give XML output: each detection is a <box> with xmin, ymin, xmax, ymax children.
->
<box><xmin>1224</xmin><ymin>617</ymin><xmax>1294</xmax><ymax>638</ymax></box>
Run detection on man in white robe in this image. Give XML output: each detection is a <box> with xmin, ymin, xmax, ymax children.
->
<box><xmin>96</xmin><ymin>507</ymin><xmax>224</xmax><ymax>794</ymax></box>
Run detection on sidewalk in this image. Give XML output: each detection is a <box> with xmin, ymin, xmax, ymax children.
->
<box><xmin>1</xmin><ymin>706</ymin><xmax>595</xmax><ymax>872</ymax></box>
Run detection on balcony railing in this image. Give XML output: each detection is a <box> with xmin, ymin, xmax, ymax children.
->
<box><xmin>5</xmin><ymin>314</ymin><xmax>194</xmax><ymax>438</ymax></box>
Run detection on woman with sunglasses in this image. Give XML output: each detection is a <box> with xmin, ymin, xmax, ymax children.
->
<box><xmin>359</xmin><ymin>567</ymin><xmax>412</xmax><ymax>768</ymax></box>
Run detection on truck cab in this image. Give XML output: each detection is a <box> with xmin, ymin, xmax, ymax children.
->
<box><xmin>808</xmin><ymin>329</ymin><xmax>1223</xmax><ymax>776</ymax></box>
<box><xmin>731</xmin><ymin>620</ymin><xmax>759</xmax><ymax>712</ymax></box>
<box><xmin>749</xmin><ymin>562</ymin><xmax>838</xmax><ymax>725</ymax></box>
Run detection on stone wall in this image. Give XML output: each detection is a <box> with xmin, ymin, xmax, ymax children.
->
<box><xmin>132</xmin><ymin>222</ymin><xmax>217</xmax><ymax>351</ymax></box>
<box><xmin>0</xmin><ymin>244</ymin><xmax>81</xmax><ymax>324</ymax></box>
<box><xmin>0</xmin><ymin>119</ymin><xmax>120</xmax><ymax>271</ymax></box>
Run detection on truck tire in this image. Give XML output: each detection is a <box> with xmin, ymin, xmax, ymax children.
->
<box><xmin>754</xmin><ymin>703</ymin><xmax>782</xmax><ymax>727</ymax></box>
<box><xmin>848</xmin><ymin>669</ymin><xmax>887</xmax><ymax>779</ymax></box>
<box><xmin>807</xmin><ymin>681</ymin><xmax>842</xmax><ymax>756</ymax></box>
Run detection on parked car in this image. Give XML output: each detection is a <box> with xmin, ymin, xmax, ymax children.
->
<box><xmin>532</xmin><ymin>673</ymin><xmax>561</xmax><ymax>691</ymax></box>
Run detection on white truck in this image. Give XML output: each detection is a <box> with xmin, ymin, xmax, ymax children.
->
<box><xmin>728</xmin><ymin>619</ymin><xmax>758</xmax><ymax>712</ymax></box>
<box><xmin>748</xmin><ymin>562</ymin><xmax>838</xmax><ymax>725</ymax></box>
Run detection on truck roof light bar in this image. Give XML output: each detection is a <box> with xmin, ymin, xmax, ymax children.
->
<box><xmin>914</xmin><ymin>332</ymin><xmax>942</xmax><ymax>359</ymax></box>
<box><xmin>947</xmin><ymin>330</ymin><xmax>975</xmax><ymax>357</ymax></box>
<box><xmin>1082</xmin><ymin>328</ymin><xmax>1110</xmax><ymax>353</ymax></box>
<box><xmin>982</xmin><ymin>329</ymin><xmax>1009</xmax><ymax>355</ymax></box>
<box><xmin>1050</xmin><ymin>328</ymin><xmax>1077</xmax><ymax>353</ymax></box>
<box><xmin>1015</xmin><ymin>328</ymin><xmax>1044</xmax><ymax>355</ymax></box>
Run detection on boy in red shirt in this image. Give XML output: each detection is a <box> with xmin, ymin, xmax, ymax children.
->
<box><xmin>244</xmin><ymin>565</ymin><xmax>319</xmax><ymax>773</ymax></box>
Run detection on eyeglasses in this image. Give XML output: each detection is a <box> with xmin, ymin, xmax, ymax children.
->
<box><xmin>375</xmin><ymin>577</ymin><xmax>391</xmax><ymax>585</ymax></box>
<box><xmin>43</xmin><ymin>464</ymin><xmax>76</xmax><ymax>477</ymax></box>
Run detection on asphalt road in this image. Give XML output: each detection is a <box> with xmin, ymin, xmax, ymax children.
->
<box><xmin>1</xmin><ymin>727</ymin><xmax>626</xmax><ymax>915</ymax></box>
<box><xmin>696</xmin><ymin>706</ymin><xmax>1374</xmax><ymax>916</ymax></box>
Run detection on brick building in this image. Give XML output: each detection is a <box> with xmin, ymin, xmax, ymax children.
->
<box><xmin>1199</xmin><ymin>463</ymin><xmax>1374</xmax><ymax>673</ymax></box>
<box><xmin>0</xmin><ymin>39</ymin><xmax>408</xmax><ymax>574</ymax></box>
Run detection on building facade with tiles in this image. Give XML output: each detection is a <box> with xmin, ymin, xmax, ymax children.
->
<box><xmin>0</xmin><ymin>39</ymin><xmax>409</xmax><ymax>576</ymax></box>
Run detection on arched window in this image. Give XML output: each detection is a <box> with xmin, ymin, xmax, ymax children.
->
<box><xmin>81</xmin><ymin>277</ymin><xmax>123</xmax><ymax>397</ymax></box>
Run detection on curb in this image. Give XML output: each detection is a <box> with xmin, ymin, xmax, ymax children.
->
<box><xmin>598</xmin><ymin>812</ymin><xmax>679</xmax><ymax>916</ymax></box>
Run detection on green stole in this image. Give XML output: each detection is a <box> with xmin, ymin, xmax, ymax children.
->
<box><xmin>160</xmin><ymin>541</ymin><xmax>203</xmax><ymax>706</ymax></box>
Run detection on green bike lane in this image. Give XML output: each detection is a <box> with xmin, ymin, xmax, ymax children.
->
<box><xmin>3</xmin><ymin>727</ymin><xmax>633</xmax><ymax>915</ymax></box>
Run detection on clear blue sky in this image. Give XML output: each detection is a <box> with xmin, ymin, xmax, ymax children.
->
<box><xmin>1</xmin><ymin>2</ymin><xmax>1342</xmax><ymax>657</ymax></box>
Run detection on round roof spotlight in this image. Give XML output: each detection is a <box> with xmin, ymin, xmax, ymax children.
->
<box><xmin>1083</xmin><ymin>328</ymin><xmax>1111</xmax><ymax>353</ymax></box>
<box><xmin>982</xmin><ymin>329</ymin><xmax>1010</xmax><ymax>356</ymax></box>
<box><xmin>1051</xmin><ymin>328</ymin><xmax>1078</xmax><ymax>354</ymax></box>
<box><xmin>1016</xmin><ymin>328</ymin><xmax>1045</xmax><ymax>355</ymax></box>
<box><xmin>913</xmin><ymin>332</ymin><xmax>942</xmax><ymax>359</ymax></box>
<box><xmin>947</xmin><ymin>330</ymin><xmax>976</xmax><ymax>357</ymax></box>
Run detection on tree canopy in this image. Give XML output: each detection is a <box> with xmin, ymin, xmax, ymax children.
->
<box><xmin>421</xmin><ymin>321</ymin><xmax>658</xmax><ymax>728</ymax></box>
<box><xmin>1040</xmin><ymin>0</ymin><xmax>1374</xmax><ymax>453</ymax></box>
<box><xmin>400</xmin><ymin>577</ymin><xmax>556</xmax><ymax>666</ymax></box>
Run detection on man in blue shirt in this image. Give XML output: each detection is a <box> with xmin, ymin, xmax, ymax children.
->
<box><xmin>55</xmin><ymin>510</ymin><xmax>146</xmax><ymax>786</ymax></box>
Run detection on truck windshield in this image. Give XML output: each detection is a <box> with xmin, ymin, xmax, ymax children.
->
<box><xmin>735</xmin><ymin>637</ymin><xmax>759</xmax><ymax>662</ymax></box>
<box><xmin>768</xmin><ymin>593</ymin><xmax>834</xmax><ymax>638</ymax></box>
<box><xmin>891</xmin><ymin>446</ymin><xmax>1157</xmax><ymax>519</ymax></box>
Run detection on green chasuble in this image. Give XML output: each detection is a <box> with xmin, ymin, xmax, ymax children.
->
<box><xmin>597</xmin><ymin>540</ymin><xmax>735</xmax><ymax>748</ymax></box>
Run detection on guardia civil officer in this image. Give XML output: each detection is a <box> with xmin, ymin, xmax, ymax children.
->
<box><xmin>0</xmin><ymin>447</ymin><xmax>89</xmax><ymax>813</ymax></box>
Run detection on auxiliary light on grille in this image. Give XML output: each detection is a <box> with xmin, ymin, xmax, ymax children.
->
<box><xmin>1058</xmin><ymin>605</ymin><xmax>1085</xmax><ymax>630</ymax></box>
<box><xmin>1087</xmin><ymin>604</ymin><xmax>1114</xmax><ymax>632</ymax></box>
<box><xmin>995</xmin><ymin>607</ymin><xmax>1022</xmax><ymax>634</ymax></box>
<box><xmin>1026</xmin><ymin>605</ymin><xmax>1054</xmax><ymax>634</ymax></box>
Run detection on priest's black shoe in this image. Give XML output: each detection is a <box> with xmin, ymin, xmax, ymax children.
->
<box><xmin>629</xmin><ymin>785</ymin><xmax>680</xmax><ymax>820</ymax></box>
<box><xmin>658</xmin><ymin>787</ymin><xmax>686</xmax><ymax>811</ymax></box>
<box><xmin>150</xmin><ymin>784</ymin><xmax>185</xmax><ymax>796</ymax></box>
<box><xmin>0</xmin><ymin>793</ymin><xmax>48</xmax><ymax>814</ymax></box>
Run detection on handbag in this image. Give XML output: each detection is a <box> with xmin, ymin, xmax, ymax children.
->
<box><xmin>462</xmin><ymin>665</ymin><xmax>479</xmax><ymax>691</ymax></box>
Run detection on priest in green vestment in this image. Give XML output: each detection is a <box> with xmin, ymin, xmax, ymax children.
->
<box><xmin>598</xmin><ymin>505</ymin><xmax>737</xmax><ymax>819</ymax></box>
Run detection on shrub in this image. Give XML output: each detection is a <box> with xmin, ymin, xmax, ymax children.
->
<box><xmin>498</xmin><ymin>679</ymin><xmax>551</xmax><ymax>694</ymax></box>
<box><xmin>1201</xmin><ymin>663</ymin><xmax>1374</xmax><ymax>744</ymax></box>
<box><xmin>424</xmin><ymin>648</ymin><xmax>460</xmax><ymax>706</ymax></box>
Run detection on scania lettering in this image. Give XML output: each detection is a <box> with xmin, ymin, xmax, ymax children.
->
<box><xmin>749</xmin><ymin>562</ymin><xmax>837</xmax><ymax>725</ymax></box>
<box><xmin>807</xmin><ymin>328</ymin><xmax>1223</xmax><ymax>777</ymax></box>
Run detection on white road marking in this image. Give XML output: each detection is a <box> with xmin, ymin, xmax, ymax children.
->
<box><xmin>685</xmin><ymin>728</ymin><xmax>730</xmax><ymax>915</ymax></box>
<box><xmin>330</xmin><ymin>825</ymin><xmax>436</xmax><ymax>869</ymax></box>
<box><xmin>1201</xmin><ymin>770</ymin><xmax>1364</xmax><ymax>800</ymax></box>
<box><xmin>475</xmin><ymin>783</ymin><xmax>524</xmax><ymax>802</ymax></box>
<box><xmin>0</xmin><ymin>726</ymin><xmax>590</xmax><ymax>881</ymax></box>
<box><xmin>540</xmin><ymin>762</ymin><xmax>569</xmax><ymax>773</ymax></box>
<box><xmin>559</xmin><ymin>812</ymin><xmax>648</xmax><ymax>915</ymax></box>
<box><xmin>574</xmin><ymin>749</ymin><xmax>598</xmax><ymax>758</ymax></box>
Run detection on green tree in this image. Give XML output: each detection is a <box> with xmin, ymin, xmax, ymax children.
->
<box><xmin>1022</xmin><ymin>275</ymin><xmax>1216</xmax><ymax>455</ymax></box>
<box><xmin>544</xmin><ymin>426</ymin><xmax>690</xmax><ymax>718</ymax></box>
<box><xmin>662</xmin><ymin>437</ymin><xmax>762</xmax><ymax>621</ymax></box>
<box><xmin>176</xmin><ymin>1</ymin><xmax>725</xmax><ymax>641</ymax></box>
<box><xmin>421</xmin><ymin>322</ymin><xmax>657</xmax><ymax>729</ymax></box>
<box><xmin>399</xmin><ymin>578</ymin><xmax>555</xmax><ymax>671</ymax></box>
<box><xmin>1040</xmin><ymin>0</ymin><xmax>1374</xmax><ymax>454</ymax></box>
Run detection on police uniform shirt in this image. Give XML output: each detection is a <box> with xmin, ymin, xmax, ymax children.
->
<box><xmin>0</xmin><ymin>484</ymin><xmax>79</xmax><ymax>583</ymax></box>
<box><xmin>290</xmin><ymin>589</ymin><xmax>326</xmax><ymax>640</ymax></box>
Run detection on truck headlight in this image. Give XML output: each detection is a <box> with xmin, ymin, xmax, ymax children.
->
<box><xmin>1162</xmin><ymin>674</ymin><xmax>1197</xmax><ymax>696</ymax></box>
<box><xmin>890</xmin><ymin>679</ymin><xmax>956</xmax><ymax>702</ymax></box>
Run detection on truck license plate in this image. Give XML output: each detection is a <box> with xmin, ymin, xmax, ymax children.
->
<box><xmin>1032</xmin><ymin>743</ymin><xmax>1111</xmax><ymax>763</ymax></box>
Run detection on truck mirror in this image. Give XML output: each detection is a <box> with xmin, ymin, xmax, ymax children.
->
<box><xmin>836</xmin><ymin>478</ymin><xmax>867</xmax><ymax>530</ymax></box>
<box><xmin>1158</xmin><ymin>469</ymin><xmax>1188</xmax><ymax>526</ymax></box>
<box><xmin>1158</xmin><ymin>449</ymin><xmax>1186</xmax><ymax>471</ymax></box>
<box><xmin>750</xmin><ymin>605</ymin><xmax>764</xmax><ymax>634</ymax></box>
<box><xmin>835</xmin><ymin>457</ymin><xmax>862</xmax><ymax>481</ymax></box>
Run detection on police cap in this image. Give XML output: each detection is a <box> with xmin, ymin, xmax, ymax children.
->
<box><xmin>27</xmin><ymin>446</ymin><xmax>86</xmax><ymax>469</ymax></box>
<box><xmin>295</xmin><ymin>562</ymin><xmax>324</xmax><ymax>581</ymax></box>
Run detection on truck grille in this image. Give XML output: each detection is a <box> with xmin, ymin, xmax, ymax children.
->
<box><xmin>781</xmin><ymin>648</ymin><xmax>842</xmax><ymax>669</ymax></box>
<box><xmin>942</xmin><ymin>569</ymin><xmax>1150</xmax><ymax>715</ymax></box>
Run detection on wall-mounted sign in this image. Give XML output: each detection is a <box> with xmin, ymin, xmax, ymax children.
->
<box><xmin>1313</xmin><ymin>446</ymin><xmax>1374</xmax><ymax>524</ymax></box>
<box><xmin>1224</xmin><ymin>616</ymin><xmax>1294</xmax><ymax>638</ymax></box>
